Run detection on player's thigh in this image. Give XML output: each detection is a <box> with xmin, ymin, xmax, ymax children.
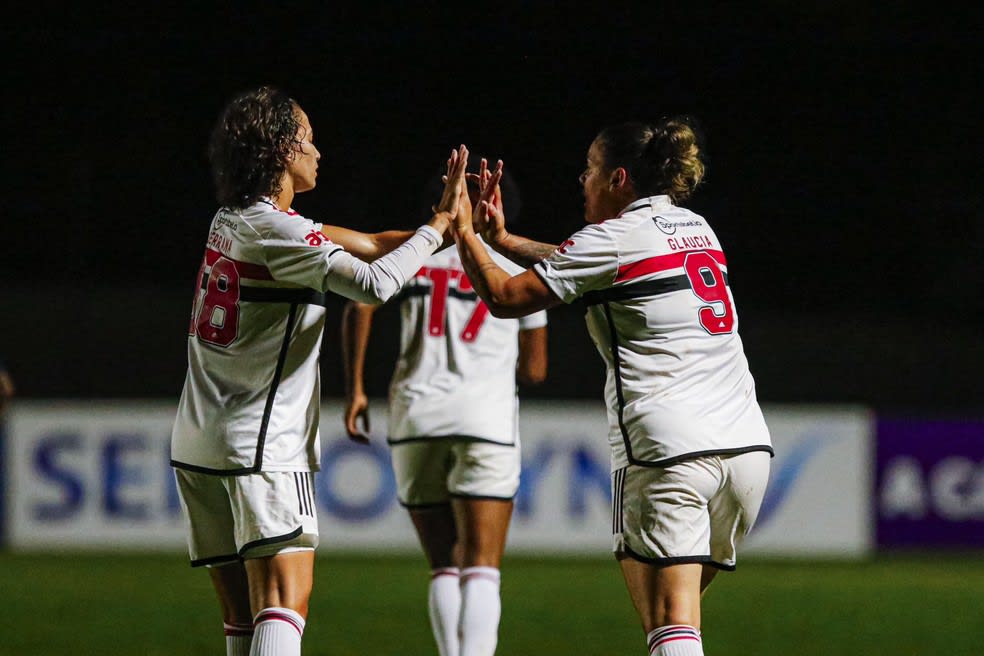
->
<box><xmin>227</xmin><ymin>472</ymin><xmax>320</xmax><ymax>560</ymax></box>
<box><xmin>707</xmin><ymin>450</ymin><xmax>771</xmax><ymax>569</ymax></box>
<box><xmin>612</xmin><ymin>459</ymin><xmax>722</xmax><ymax>565</ymax></box>
<box><xmin>391</xmin><ymin>440</ymin><xmax>454</xmax><ymax>507</ymax></box>
<box><xmin>174</xmin><ymin>469</ymin><xmax>239</xmax><ymax>567</ymax></box>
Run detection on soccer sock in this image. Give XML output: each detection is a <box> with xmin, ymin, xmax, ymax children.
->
<box><xmin>224</xmin><ymin>621</ymin><xmax>254</xmax><ymax>656</ymax></box>
<box><xmin>429</xmin><ymin>567</ymin><xmax>461</xmax><ymax>656</ymax></box>
<box><xmin>458</xmin><ymin>566</ymin><xmax>501</xmax><ymax>656</ymax></box>
<box><xmin>647</xmin><ymin>624</ymin><xmax>703</xmax><ymax>656</ymax></box>
<box><xmin>250</xmin><ymin>607</ymin><xmax>305</xmax><ymax>656</ymax></box>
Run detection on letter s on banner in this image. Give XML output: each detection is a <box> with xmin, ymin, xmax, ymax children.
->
<box><xmin>33</xmin><ymin>433</ymin><xmax>85</xmax><ymax>521</ymax></box>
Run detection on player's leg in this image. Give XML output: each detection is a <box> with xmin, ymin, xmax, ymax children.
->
<box><xmin>409</xmin><ymin>506</ymin><xmax>462</xmax><ymax>656</ymax></box>
<box><xmin>613</xmin><ymin>461</ymin><xmax>724</xmax><ymax>656</ymax></box>
<box><xmin>243</xmin><ymin>550</ymin><xmax>313</xmax><ymax>655</ymax></box>
<box><xmin>174</xmin><ymin>469</ymin><xmax>254</xmax><ymax>655</ymax></box>
<box><xmin>448</xmin><ymin>441</ymin><xmax>519</xmax><ymax>656</ymax></box>
<box><xmin>619</xmin><ymin>559</ymin><xmax>704</xmax><ymax>655</ymax></box>
<box><xmin>209</xmin><ymin>561</ymin><xmax>255</xmax><ymax>656</ymax></box>
<box><xmin>393</xmin><ymin>441</ymin><xmax>461</xmax><ymax>656</ymax></box>
<box><xmin>229</xmin><ymin>472</ymin><xmax>319</xmax><ymax>656</ymax></box>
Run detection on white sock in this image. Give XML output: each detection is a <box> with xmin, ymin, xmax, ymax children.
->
<box><xmin>429</xmin><ymin>567</ymin><xmax>461</xmax><ymax>656</ymax></box>
<box><xmin>458</xmin><ymin>566</ymin><xmax>501</xmax><ymax>656</ymax></box>
<box><xmin>224</xmin><ymin>621</ymin><xmax>254</xmax><ymax>656</ymax></box>
<box><xmin>647</xmin><ymin>624</ymin><xmax>703</xmax><ymax>655</ymax></box>
<box><xmin>250</xmin><ymin>607</ymin><xmax>305</xmax><ymax>656</ymax></box>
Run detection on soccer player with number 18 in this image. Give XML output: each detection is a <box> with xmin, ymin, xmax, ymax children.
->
<box><xmin>170</xmin><ymin>86</ymin><xmax>468</xmax><ymax>656</ymax></box>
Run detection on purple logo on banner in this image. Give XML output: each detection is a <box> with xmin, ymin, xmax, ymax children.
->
<box><xmin>876</xmin><ymin>419</ymin><xmax>984</xmax><ymax>548</ymax></box>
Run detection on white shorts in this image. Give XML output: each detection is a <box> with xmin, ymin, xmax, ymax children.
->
<box><xmin>390</xmin><ymin>439</ymin><xmax>520</xmax><ymax>507</ymax></box>
<box><xmin>612</xmin><ymin>450</ymin><xmax>771</xmax><ymax>569</ymax></box>
<box><xmin>174</xmin><ymin>470</ymin><xmax>320</xmax><ymax>567</ymax></box>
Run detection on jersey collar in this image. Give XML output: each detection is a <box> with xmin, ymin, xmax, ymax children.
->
<box><xmin>258</xmin><ymin>197</ymin><xmax>299</xmax><ymax>216</ymax></box>
<box><xmin>617</xmin><ymin>195</ymin><xmax>673</xmax><ymax>217</ymax></box>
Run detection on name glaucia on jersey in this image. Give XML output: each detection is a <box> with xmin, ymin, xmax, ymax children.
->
<box><xmin>651</xmin><ymin>215</ymin><xmax>715</xmax><ymax>251</ymax></box>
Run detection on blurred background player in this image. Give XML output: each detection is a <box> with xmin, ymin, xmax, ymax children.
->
<box><xmin>451</xmin><ymin>121</ymin><xmax>772</xmax><ymax>656</ymax></box>
<box><xmin>170</xmin><ymin>85</ymin><xmax>469</xmax><ymax>656</ymax></box>
<box><xmin>341</xmin><ymin>166</ymin><xmax>547</xmax><ymax>656</ymax></box>
<box><xmin>0</xmin><ymin>359</ymin><xmax>15</xmax><ymax>416</ymax></box>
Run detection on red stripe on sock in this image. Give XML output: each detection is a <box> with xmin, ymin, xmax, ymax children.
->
<box><xmin>431</xmin><ymin>568</ymin><xmax>460</xmax><ymax>580</ymax></box>
<box><xmin>254</xmin><ymin>610</ymin><xmax>303</xmax><ymax>636</ymax></box>
<box><xmin>223</xmin><ymin>622</ymin><xmax>254</xmax><ymax>637</ymax></box>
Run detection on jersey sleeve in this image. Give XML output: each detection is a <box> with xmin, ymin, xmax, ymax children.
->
<box><xmin>257</xmin><ymin>215</ymin><xmax>344</xmax><ymax>289</ymax></box>
<box><xmin>322</xmin><ymin>226</ymin><xmax>442</xmax><ymax>303</ymax></box>
<box><xmin>519</xmin><ymin>309</ymin><xmax>548</xmax><ymax>330</ymax></box>
<box><xmin>532</xmin><ymin>223</ymin><xmax>618</xmax><ymax>303</ymax></box>
<box><xmin>258</xmin><ymin>217</ymin><xmax>442</xmax><ymax>303</ymax></box>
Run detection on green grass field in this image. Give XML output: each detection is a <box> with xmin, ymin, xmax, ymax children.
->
<box><xmin>1</xmin><ymin>552</ymin><xmax>981</xmax><ymax>655</ymax></box>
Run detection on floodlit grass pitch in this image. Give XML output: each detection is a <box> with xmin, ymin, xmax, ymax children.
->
<box><xmin>0</xmin><ymin>553</ymin><xmax>980</xmax><ymax>655</ymax></box>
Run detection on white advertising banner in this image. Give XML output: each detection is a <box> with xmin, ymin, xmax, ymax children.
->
<box><xmin>2</xmin><ymin>401</ymin><xmax>873</xmax><ymax>556</ymax></box>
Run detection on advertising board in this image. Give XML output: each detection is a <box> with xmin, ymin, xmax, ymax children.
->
<box><xmin>2</xmin><ymin>401</ymin><xmax>873</xmax><ymax>557</ymax></box>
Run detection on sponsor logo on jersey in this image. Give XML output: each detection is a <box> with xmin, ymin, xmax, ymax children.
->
<box><xmin>652</xmin><ymin>215</ymin><xmax>704</xmax><ymax>235</ymax></box>
<box><xmin>214</xmin><ymin>216</ymin><xmax>239</xmax><ymax>231</ymax></box>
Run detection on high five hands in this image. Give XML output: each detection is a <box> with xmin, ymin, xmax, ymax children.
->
<box><xmin>431</xmin><ymin>145</ymin><xmax>470</xmax><ymax>243</ymax></box>
<box><xmin>471</xmin><ymin>158</ymin><xmax>509</xmax><ymax>246</ymax></box>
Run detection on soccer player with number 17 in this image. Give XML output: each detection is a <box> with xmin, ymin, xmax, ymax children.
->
<box><xmin>341</xmin><ymin>167</ymin><xmax>547</xmax><ymax>656</ymax></box>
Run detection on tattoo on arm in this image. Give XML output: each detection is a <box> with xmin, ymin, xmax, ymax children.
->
<box><xmin>494</xmin><ymin>236</ymin><xmax>559</xmax><ymax>268</ymax></box>
<box><xmin>512</xmin><ymin>242</ymin><xmax>558</xmax><ymax>267</ymax></box>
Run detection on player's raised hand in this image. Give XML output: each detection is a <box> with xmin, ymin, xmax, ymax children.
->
<box><xmin>344</xmin><ymin>392</ymin><xmax>371</xmax><ymax>444</ymax></box>
<box><xmin>457</xmin><ymin>169</ymin><xmax>473</xmax><ymax>230</ymax></box>
<box><xmin>434</xmin><ymin>145</ymin><xmax>469</xmax><ymax>217</ymax></box>
<box><xmin>475</xmin><ymin>159</ymin><xmax>509</xmax><ymax>246</ymax></box>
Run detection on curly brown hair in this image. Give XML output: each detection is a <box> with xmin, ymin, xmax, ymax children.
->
<box><xmin>208</xmin><ymin>86</ymin><xmax>302</xmax><ymax>209</ymax></box>
<box><xmin>595</xmin><ymin>117</ymin><xmax>705</xmax><ymax>203</ymax></box>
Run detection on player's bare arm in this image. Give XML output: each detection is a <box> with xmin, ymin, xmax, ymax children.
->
<box><xmin>517</xmin><ymin>326</ymin><xmax>548</xmax><ymax>385</ymax></box>
<box><xmin>320</xmin><ymin>226</ymin><xmax>418</xmax><ymax>261</ymax></box>
<box><xmin>341</xmin><ymin>301</ymin><xmax>377</xmax><ymax>443</ymax></box>
<box><xmin>0</xmin><ymin>368</ymin><xmax>15</xmax><ymax>415</ymax></box>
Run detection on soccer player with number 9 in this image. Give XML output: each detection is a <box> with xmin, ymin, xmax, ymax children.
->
<box><xmin>452</xmin><ymin>119</ymin><xmax>773</xmax><ymax>656</ymax></box>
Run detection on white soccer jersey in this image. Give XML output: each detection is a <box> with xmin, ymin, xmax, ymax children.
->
<box><xmin>533</xmin><ymin>196</ymin><xmax>771</xmax><ymax>469</ymax></box>
<box><xmin>171</xmin><ymin>199</ymin><xmax>442</xmax><ymax>474</ymax></box>
<box><xmin>387</xmin><ymin>240</ymin><xmax>547</xmax><ymax>445</ymax></box>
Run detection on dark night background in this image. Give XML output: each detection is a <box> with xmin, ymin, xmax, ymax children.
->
<box><xmin>2</xmin><ymin>5</ymin><xmax>981</xmax><ymax>412</ymax></box>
